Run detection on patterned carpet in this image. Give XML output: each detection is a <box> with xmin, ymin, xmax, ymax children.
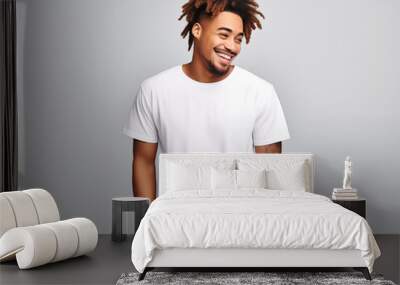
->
<box><xmin>116</xmin><ymin>271</ymin><xmax>397</xmax><ymax>285</ymax></box>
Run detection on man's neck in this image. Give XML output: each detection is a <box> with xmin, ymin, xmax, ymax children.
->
<box><xmin>182</xmin><ymin>57</ymin><xmax>234</xmax><ymax>83</ymax></box>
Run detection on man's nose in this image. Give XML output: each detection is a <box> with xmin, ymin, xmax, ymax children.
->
<box><xmin>225</xmin><ymin>39</ymin><xmax>238</xmax><ymax>54</ymax></box>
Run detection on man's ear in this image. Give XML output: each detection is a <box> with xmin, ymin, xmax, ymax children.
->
<box><xmin>191</xmin><ymin>22</ymin><xmax>202</xmax><ymax>40</ymax></box>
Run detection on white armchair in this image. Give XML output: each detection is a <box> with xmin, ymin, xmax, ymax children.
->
<box><xmin>0</xmin><ymin>188</ymin><xmax>98</xmax><ymax>269</ymax></box>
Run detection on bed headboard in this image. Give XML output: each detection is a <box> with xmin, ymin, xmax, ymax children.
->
<box><xmin>158</xmin><ymin>153</ymin><xmax>315</xmax><ymax>196</ymax></box>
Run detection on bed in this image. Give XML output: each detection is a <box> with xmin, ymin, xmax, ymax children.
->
<box><xmin>130</xmin><ymin>153</ymin><xmax>381</xmax><ymax>281</ymax></box>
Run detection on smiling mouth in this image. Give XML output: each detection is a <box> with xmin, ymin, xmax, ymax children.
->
<box><xmin>215</xmin><ymin>49</ymin><xmax>234</xmax><ymax>62</ymax></box>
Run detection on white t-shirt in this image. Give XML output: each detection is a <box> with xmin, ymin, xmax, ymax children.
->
<box><xmin>122</xmin><ymin>65</ymin><xmax>290</xmax><ymax>153</ymax></box>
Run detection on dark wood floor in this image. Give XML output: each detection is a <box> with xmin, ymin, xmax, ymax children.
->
<box><xmin>0</xmin><ymin>235</ymin><xmax>133</xmax><ymax>285</ymax></box>
<box><xmin>0</xmin><ymin>235</ymin><xmax>398</xmax><ymax>285</ymax></box>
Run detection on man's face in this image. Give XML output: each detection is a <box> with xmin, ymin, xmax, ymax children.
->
<box><xmin>194</xmin><ymin>11</ymin><xmax>244</xmax><ymax>75</ymax></box>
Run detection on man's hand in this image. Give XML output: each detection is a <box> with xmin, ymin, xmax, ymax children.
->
<box><xmin>255</xmin><ymin>142</ymin><xmax>282</xmax><ymax>153</ymax></box>
<box><xmin>132</xmin><ymin>139</ymin><xmax>158</xmax><ymax>202</ymax></box>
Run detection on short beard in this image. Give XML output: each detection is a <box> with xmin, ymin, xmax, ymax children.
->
<box><xmin>207</xmin><ymin>61</ymin><xmax>229</xmax><ymax>77</ymax></box>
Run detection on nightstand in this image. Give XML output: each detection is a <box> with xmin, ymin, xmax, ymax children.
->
<box><xmin>332</xmin><ymin>198</ymin><xmax>366</xmax><ymax>219</ymax></box>
<box><xmin>112</xmin><ymin>197</ymin><xmax>150</xmax><ymax>242</ymax></box>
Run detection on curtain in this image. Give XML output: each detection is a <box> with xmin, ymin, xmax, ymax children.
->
<box><xmin>0</xmin><ymin>0</ymin><xmax>18</xmax><ymax>192</ymax></box>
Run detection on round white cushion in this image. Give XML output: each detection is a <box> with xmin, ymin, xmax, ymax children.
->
<box><xmin>41</xmin><ymin>221</ymin><xmax>79</xmax><ymax>262</ymax></box>
<box><xmin>0</xmin><ymin>196</ymin><xmax>17</xmax><ymax>237</ymax></box>
<box><xmin>0</xmin><ymin>225</ymin><xmax>57</xmax><ymax>268</ymax></box>
<box><xmin>0</xmin><ymin>191</ymin><xmax>39</xmax><ymax>227</ymax></box>
<box><xmin>64</xmin><ymin>218</ymin><xmax>98</xmax><ymax>257</ymax></box>
<box><xmin>23</xmin><ymin>188</ymin><xmax>60</xmax><ymax>223</ymax></box>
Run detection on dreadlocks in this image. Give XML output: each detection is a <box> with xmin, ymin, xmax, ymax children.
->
<box><xmin>178</xmin><ymin>0</ymin><xmax>265</xmax><ymax>51</ymax></box>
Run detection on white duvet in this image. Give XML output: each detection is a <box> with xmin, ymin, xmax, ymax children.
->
<box><xmin>131</xmin><ymin>189</ymin><xmax>381</xmax><ymax>273</ymax></box>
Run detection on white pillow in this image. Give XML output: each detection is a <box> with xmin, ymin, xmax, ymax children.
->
<box><xmin>166</xmin><ymin>159</ymin><xmax>236</xmax><ymax>171</ymax></box>
<box><xmin>237</xmin><ymin>159</ymin><xmax>309</xmax><ymax>192</ymax></box>
<box><xmin>236</xmin><ymin>169</ymin><xmax>268</xmax><ymax>189</ymax></box>
<box><xmin>266</xmin><ymin>162</ymin><xmax>307</xmax><ymax>191</ymax></box>
<box><xmin>211</xmin><ymin>168</ymin><xmax>237</xmax><ymax>190</ymax></box>
<box><xmin>211</xmin><ymin>168</ymin><xmax>268</xmax><ymax>190</ymax></box>
<box><xmin>166</xmin><ymin>162</ymin><xmax>212</xmax><ymax>191</ymax></box>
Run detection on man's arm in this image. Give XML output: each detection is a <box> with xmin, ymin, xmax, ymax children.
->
<box><xmin>255</xmin><ymin>141</ymin><xmax>282</xmax><ymax>153</ymax></box>
<box><xmin>132</xmin><ymin>139</ymin><xmax>158</xmax><ymax>202</ymax></box>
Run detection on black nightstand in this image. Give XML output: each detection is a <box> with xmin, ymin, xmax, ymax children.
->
<box><xmin>332</xmin><ymin>198</ymin><xmax>366</xmax><ymax>218</ymax></box>
<box><xmin>112</xmin><ymin>197</ymin><xmax>150</xmax><ymax>242</ymax></box>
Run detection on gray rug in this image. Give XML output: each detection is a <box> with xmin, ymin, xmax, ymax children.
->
<box><xmin>116</xmin><ymin>271</ymin><xmax>397</xmax><ymax>285</ymax></box>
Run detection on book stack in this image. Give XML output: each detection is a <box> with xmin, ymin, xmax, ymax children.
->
<box><xmin>332</xmin><ymin>188</ymin><xmax>358</xmax><ymax>200</ymax></box>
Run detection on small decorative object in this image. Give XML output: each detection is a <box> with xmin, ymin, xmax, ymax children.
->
<box><xmin>332</xmin><ymin>156</ymin><xmax>358</xmax><ymax>200</ymax></box>
<box><xmin>342</xmin><ymin>156</ymin><xmax>352</xmax><ymax>190</ymax></box>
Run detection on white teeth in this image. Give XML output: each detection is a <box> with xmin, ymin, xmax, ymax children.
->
<box><xmin>217</xmin><ymin>52</ymin><xmax>231</xmax><ymax>60</ymax></box>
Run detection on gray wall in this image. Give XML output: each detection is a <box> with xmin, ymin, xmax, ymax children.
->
<box><xmin>17</xmin><ymin>0</ymin><xmax>400</xmax><ymax>234</ymax></box>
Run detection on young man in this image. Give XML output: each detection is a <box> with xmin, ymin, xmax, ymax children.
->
<box><xmin>123</xmin><ymin>0</ymin><xmax>290</xmax><ymax>201</ymax></box>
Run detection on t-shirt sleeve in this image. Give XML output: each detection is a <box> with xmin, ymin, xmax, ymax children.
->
<box><xmin>122</xmin><ymin>85</ymin><xmax>158</xmax><ymax>143</ymax></box>
<box><xmin>252</xmin><ymin>84</ymin><xmax>290</xmax><ymax>146</ymax></box>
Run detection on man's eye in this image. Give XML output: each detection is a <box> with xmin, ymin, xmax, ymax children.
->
<box><xmin>219</xmin><ymin>34</ymin><xmax>228</xmax><ymax>38</ymax></box>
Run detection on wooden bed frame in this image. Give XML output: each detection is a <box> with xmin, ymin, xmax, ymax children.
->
<box><xmin>138</xmin><ymin>153</ymin><xmax>372</xmax><ymax>281</ymax></box>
